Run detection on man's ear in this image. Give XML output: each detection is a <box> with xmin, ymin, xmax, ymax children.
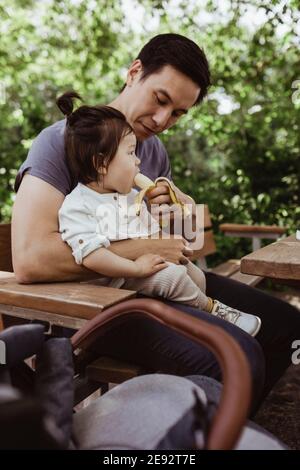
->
<box><xmin>126</xmin><ymin>59</ymin><xmax>143</xmax><ymax>86</ymax></box>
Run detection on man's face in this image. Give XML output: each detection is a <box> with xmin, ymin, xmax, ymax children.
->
<box><xmin>124</xmin><ymin>63</ymin><xmax>200</xmax><ymax>141</ymax></box>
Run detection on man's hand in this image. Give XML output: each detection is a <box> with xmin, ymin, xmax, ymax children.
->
<box><xmin>147</xmin><ymin>181</ymin><xmax>196</xmax><ymax>215</ymax></box>
<box><xmin>146</xmin><ymin>181</ymin><xmax>171</xmax><ymax>205</ymax></box>
<box><xmin>146</xmin><ymin>181</ymin><xmax>197</xmax><ymax>240</ymax></box>
<box><xmin>149</xmin><ymin>235</ymin><xmax>193</xmax><ymax>265</ymax></box>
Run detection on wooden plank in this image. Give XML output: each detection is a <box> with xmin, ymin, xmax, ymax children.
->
<box><xmin>0</xmin><ymin>224</ymin><xmax>13</xmax><ymax>272</ymax></box>
<box><xmin>190</xmin><ymin>230</ymin><xmax>216</xmax><ymax>259</ymax></box>
<box><xmin>211</xmin><ymin>260</ymin><xmax>262</xmax><ymax>287</ymax></box>
<box><xmin>0</xmin><ymin>303</ymin><xmax>86</xmax><ymax>329</ymax></box>
<box><xmin>0</xmin><ymin>275</ymin><xmax>136</xmax><ymax>320</ymax></box>
<box><xmin>0</xmin><ymin>271</ymin><xmax>14</xmax><ymax>280</ymax></box>
<box><xmin>230</xmin><ymin>271</ymin><xmax>262</xmax><ymax>287</ymax></box>
<box><xmin>211</xmin><ymin>259</ymin><xmax>240</xmax><ymax>277</ymax></box>
<box><xmin>241</xmin><ymin>235</ymin><xmax>300</xmax><ymax>281</ymax></box>
<box><xmin>220</xmin><ymin>223</ymin><xmax>285</xmax><ymax>235</ymax></box>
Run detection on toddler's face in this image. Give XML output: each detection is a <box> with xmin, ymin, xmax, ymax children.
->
<box><xmin>103</xmin><ymin>132</ymin><xmax>140</xmax><ymax>194</ymax></box>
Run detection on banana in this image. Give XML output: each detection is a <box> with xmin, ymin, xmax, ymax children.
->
<box><xmin>134</xmin><ymin>173</ymin><xmax>156</xmax><ymax>190</ymax></box>
<box><xmin>134</xmin><ymin>173</ymin><xmax>156</xmax><ymax>216</ymax></box>
<box><xmin>134</xmin><ymin>173</ymin><xmax>191</xmax><ymax>218</ymax></box>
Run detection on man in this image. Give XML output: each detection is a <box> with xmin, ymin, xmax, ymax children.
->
<box><xmin>12</xmin><ymin>33</ymin><xmax>300</xmax><ymax>412</ymax></box>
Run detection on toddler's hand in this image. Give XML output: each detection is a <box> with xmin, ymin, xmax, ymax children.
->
<box><xmin>134</xmin><ymin>254</ymin><xmax>167</xmax><ymax>278</ymax></box>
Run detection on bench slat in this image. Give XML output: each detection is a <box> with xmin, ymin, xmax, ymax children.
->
<box><xmin>0</xmin><ymin>273</ymin><xmax>136</xmax><ymax>320</ymax></box>
<box><xmin>211</xmin><ymin>259</ymin><xmax>240</xmax><ymax>277</ymax></box>
<box><xmin>210</xmin><ymin>261</ymin><xmax>262</xmax><ymax>287</ymax></box>
<box><xmin>219</xmin><ymin>223</ymin><xmax>285</xmax><ymax>235</ymax></box>
<box><xmin>230</xmin><ymin>271</ymin><xmax>262</xmax><ymax>287</ymax></box>
<box><xmin>191</xmin><ymin>230</ymin><xmax>217</xmax><ymax>259</ymax></box>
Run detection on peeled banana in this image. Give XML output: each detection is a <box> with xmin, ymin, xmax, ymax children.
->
<box><xmin>134</xmin><ymin>173</ymin><xmax>191</xmax><ymax>218</ymax></box>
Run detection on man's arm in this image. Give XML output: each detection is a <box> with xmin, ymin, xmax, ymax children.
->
<box><xmin>12</xmin><ymin>174</ymin><xmax>95</xmax><ymax>283</ymax></box>
<box><xmin>12</xmin><ymin>175</ymin><xmax>192</xmax><ymax>283</ymax></box>
<box><xmin>83</xmin><ymin>247</ymin><xmax>167</xmax><ymax>278</ymax></box>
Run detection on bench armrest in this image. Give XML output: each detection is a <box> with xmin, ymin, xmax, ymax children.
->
<box><xmin>219</xmin><ymin>223</ymin><xmax>285</xmax><ymax>237</ymax></box>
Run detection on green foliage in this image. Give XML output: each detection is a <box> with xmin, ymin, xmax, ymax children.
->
<box><xmin>0</xmin><ymin>0</ymin><xmax>299</xmax><ymax>263</ymax></box>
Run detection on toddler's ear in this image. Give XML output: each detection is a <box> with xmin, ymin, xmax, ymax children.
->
<box><xmin>92</xmin><ymin>154</ymin><xmax>107</xmax><ymax>174</ymax></box>
<box><xmin>99</xmin><ymin>166</ymin><xmax>107</xmax><ymax>175</ymax></box>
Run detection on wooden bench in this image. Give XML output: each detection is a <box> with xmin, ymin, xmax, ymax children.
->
<box><xmin>0</xmin><ymin>211</ymin><xmax>285</xmax><ymax>384</ymax></box>
<box><xmin>190</xmin><ymin>206</ymin><xmax>285</xmax><ymax>287</ymax></box>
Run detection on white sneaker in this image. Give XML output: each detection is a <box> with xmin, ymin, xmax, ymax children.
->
<box><xmin>211</xmin><ymin>300</ymin><xmax>261</xmax><ymax>337</ymax></box>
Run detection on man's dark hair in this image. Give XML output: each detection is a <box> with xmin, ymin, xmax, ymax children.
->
<box><xmin>56</xmin><ymin>91</ymin><xmax>133</xmax><ymax>184</ymax></box>
<box><xmin>126</xmin><ymin>33</ymin><xmax>211</xmax><ymax>104</ymax></box>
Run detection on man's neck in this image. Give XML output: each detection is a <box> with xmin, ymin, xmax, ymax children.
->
<box><xmin>108</xmin><ymin>94</ymin><xmax>126</xmax><ymax>116</ymax></box>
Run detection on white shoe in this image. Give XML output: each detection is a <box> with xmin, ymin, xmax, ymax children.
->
<box><xmin>211</xmin><ymin>300</ymin><xmax>262</xmax><ymax>337</ymax></box>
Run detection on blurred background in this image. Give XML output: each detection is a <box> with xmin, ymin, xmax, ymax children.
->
<box><xmin>0</xmin><ymin>0</ymin><xmax>299</xmax><ymax>264</ymax></box>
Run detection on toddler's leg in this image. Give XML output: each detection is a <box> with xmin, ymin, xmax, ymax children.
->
<box><xmin>122</xmin><ymin>262</ymin><xmax>211</xmax><ymax>311</ymax></box>
<box><xmin>122</xmin><ymin>263</ymin><xmax>262</xmax><ymax>337</ymax></box>
<box><xmin>185</xmin><ymin>261</ymin><xmax>206</xmax><ymax>293</ymax></box>
<box><xmin>185</xmin><ymin>261</ymin><xmax>261</xmax><ymax>337</ymax></box>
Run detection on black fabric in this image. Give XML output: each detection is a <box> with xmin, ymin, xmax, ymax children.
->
<box><xmin>35</xmin><ymin>337</ymin><xmax>74</xmax><ymax>447</ymax></box>
<box><xmin>0</xmin><ymin>324</ymin><xmax>45</xmax><ymax>367</ymax></box>
<box><xmin>0</xmin><ymin>325</ymin><xmax>74</xmax><ymax>449</ymax></box>
<box><xmin>0</xmin><ymin>395</ymin><xmax>65</xmax><ymax>449</ymax></box>
<box><xmin>205</xmin><ymin>271</ymin><xmax>300</xmax><ymax>403</ymax></box>
<box><xmin>155</xmin><ymin>390</ymin><xmax>211</xmax><ymax>450</ymax></box>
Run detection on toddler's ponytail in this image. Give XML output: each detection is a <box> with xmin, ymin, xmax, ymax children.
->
<box><xmin>56</xmin><ymin>91</ymin><xmax>82</xmax><ymax>117</ymax></box>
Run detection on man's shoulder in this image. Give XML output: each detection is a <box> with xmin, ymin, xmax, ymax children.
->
<box><xmin>15</xmin><ymin>119</ymin><xmax>72</xmax><ymax>195</ymax></box>
<box><xmin>26</xmin><ymin>119</ymin><xmax>66</xmax><ymax>158</ymax></box>
<box><xmin>37</xmin><ymin>119</ymin><xmax>66</xmax><ymax>145</ymax></box>
<box><xmin>40</xmin><ymin>118</ymin><xmax>66</xmax><ymax>133</ymax></box>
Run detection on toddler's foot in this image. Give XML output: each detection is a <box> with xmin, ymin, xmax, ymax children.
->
<box><xmin>211</xmin><ymin>300</ymin><xmax>261</xmax><ymax>337</ymax></box>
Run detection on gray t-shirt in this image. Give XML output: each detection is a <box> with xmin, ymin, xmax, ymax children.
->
<box><xmin>15</xmin><ymin>119</ymin><xmax>172</xmax><ymax>195</ymax></box>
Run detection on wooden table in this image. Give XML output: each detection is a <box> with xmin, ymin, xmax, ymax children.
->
<box><xmin>240</xmin><ymin>235</ymin><xmax>300</xmax><ymax>286</ymax></box>
<box><xmin>0</xmin><ymin>272</ymin><xmax>136</xmax><ymax>330</ymax></box>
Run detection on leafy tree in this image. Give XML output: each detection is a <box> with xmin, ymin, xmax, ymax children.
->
<box><xmin>0</xmin><ymin>0</ymin><xmax>299</xmax><ymax>263</ymax></box>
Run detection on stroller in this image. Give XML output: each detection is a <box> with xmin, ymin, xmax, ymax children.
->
<box><xmin>0</xmin><ymin>298</ymin><xmax>286</xmax><ymax>450</ymax></box>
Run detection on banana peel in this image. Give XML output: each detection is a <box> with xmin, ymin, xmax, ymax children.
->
<box><xmin>134</xmin><ymin>173</ymin><xmax>191</xmax><ymax>219</ymax></box>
